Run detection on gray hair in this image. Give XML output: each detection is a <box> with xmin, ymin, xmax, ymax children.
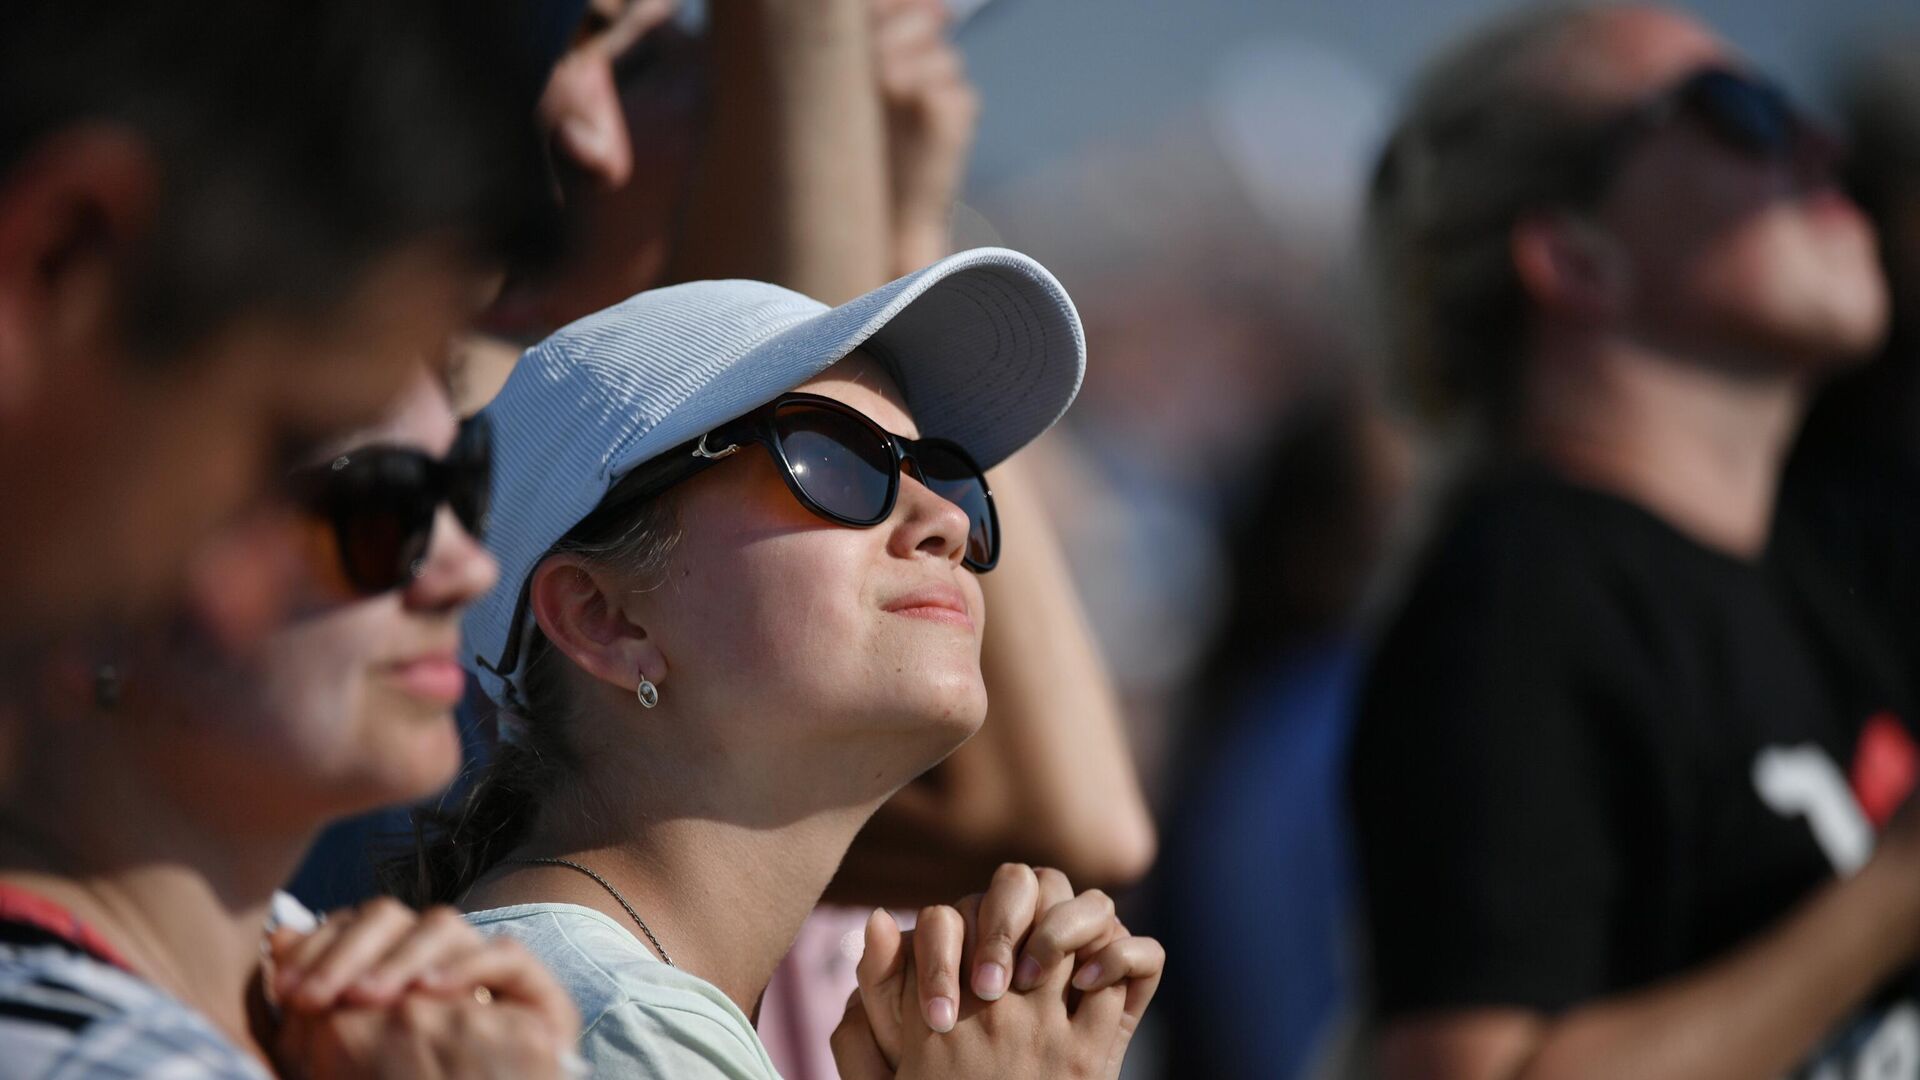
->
<box><xmin>1367</xmin><ymin>3</ymin><xmax>1610</xmax><ymax>433</ymax></box>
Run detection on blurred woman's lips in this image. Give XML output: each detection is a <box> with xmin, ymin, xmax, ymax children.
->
<box><xmin>882</xmin><ymin>585</ymin><xmax>975</xmax><ymax>630</ymax></box>
<box><xmin>383</xmin><ymin>650</ymin><xmax>466</xmax><ymax>705</ymax></box>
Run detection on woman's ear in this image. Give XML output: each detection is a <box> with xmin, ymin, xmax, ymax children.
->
<box><xmin>0</xmin><ymin>127</ymin><xmax>159</xmax><ymax>420</ymax></box>
<box><xmin>528</xmin><ymin>556</ymin><xmax>668</xmax><ymax>699</ymax></box>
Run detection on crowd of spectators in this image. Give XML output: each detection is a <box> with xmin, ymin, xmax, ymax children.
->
<box><xmin>1</xmin><ymin>2</ymin><xmax>1918</xmax><ymax>1078</ymax></box>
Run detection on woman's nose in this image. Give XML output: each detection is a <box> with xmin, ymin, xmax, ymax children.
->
<box><xmin>888</xmin><ymin>466</ymin><xmax>972</xmax><ymax>566</ymax></box>
<box><xmin>404</xmin><ymin>505</ymin><xmax>500</xmax><ymax>613</ymax></box>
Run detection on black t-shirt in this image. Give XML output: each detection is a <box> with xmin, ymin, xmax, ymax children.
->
<box><xmin>1352</xmin><ymin>464</ymin><xmax>1920</xmax><ymax>1076</ymax></box>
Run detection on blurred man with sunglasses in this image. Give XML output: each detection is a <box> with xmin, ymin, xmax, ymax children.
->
<box><xmin>1353</xmin><ymin>6</ymin><xmax>1918</xmax><ymax>1079</ymax></box>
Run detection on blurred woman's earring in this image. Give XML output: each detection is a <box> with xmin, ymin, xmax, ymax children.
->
<box><xmin>93</xmin><ymin>664</ymin><xmax>122</xmax><ymax>711</ymax></box>
<box><xmin>637</xmin><ymin>673</ymin><xmax>659</xmax><ymax>710</ymax></box>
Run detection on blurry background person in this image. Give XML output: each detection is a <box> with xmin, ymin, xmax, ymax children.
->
<box><xmin>1351</xmin><ymin>6</ymin><xmax>1920</xmax><ymax>1080</ymax></box>
<box><xmin>1155</xmin><ymin>375</ymin><xmax>1414</xmax><ymax>1080</ymax></box>
<box><xmin>452</xmin><ymin>0</ymin><xmax>902</xmax><ymax>411</ymax></box>
<box><xmin>0</xmin><ymin>371</ymin><xmax>577</xmax><ymax>1076</ymax></box>
<box><xmin>0</xmin><ymin>0</ymin><xmax>550</xmax><ymax>647</ymax></box>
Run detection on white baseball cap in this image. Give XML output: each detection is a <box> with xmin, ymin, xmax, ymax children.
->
<box><xmin>464</xmin><ymin>246</ymin><xmax>1086</xmax><ymax>703</ymax></box>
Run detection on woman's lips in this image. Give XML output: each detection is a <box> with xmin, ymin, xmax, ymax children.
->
<box><xmin>882</xmin><ymin>586</ymin><xmax>975</xmax><ymax>631</ymax></box>
<box><xmin>383</xmin><ymin>652</ymin><xmax>467</xmax><ymax>705</ymax></box>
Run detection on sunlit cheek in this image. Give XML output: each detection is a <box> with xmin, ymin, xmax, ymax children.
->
<box><xmin>262</xmin><ymin>613</ymin><xmax>382</xmax><ymax>758</ymax></box>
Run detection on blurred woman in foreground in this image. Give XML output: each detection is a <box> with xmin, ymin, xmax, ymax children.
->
<box><xmin>0</xmin><ymin>371</ymin><xmax>578</xmax><ymax>1076</ymax></box>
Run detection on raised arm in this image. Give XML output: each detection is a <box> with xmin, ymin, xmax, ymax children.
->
<box><xmin>667</xmin><ymin>0</ymin><xmax>892</xmax><ymax>303</ymax></box>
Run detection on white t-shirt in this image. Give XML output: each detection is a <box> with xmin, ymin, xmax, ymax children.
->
<box><xmin>467</xmin><ymin>902</ymin><xmax>783</xmax><ymax>1080</ymax></box>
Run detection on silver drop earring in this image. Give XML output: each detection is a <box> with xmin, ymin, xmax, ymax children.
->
<box><xmin>636</xmin><ymin>672</ymin><xmax>659</xmax><ymax>709</ymax></box>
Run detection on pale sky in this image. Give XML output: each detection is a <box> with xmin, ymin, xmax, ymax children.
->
<box><xmin>957</xmin><ymin>0</ymin><xmax>1920</xmax><ymax>189</ymax></box>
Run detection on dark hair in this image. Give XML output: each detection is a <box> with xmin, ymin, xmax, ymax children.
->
<box><xmin>1</xmin><ymin>1</ymin><xmax>558</xmax><ymax>360</ymax></box>
<box><xmin>386</xmin><ymin>492</ymin><xmax>683</xmax><ymax>908</ymax></box>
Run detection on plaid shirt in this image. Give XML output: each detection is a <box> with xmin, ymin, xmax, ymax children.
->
<box><xmin>0</xmin><ymin>934</ymin><xmax>270</xmax><ymax>1080</ymax></box>
<box><xmin>0</xmin><ymin>881</ymin><xmax>273</xmax><ymax>1080</ymax></box>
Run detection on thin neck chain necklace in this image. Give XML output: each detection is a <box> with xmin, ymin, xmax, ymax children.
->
<box><xmin>507</xmin><ymin>857</ymin><xmax>674</xmax><ymax>967</ymax></box>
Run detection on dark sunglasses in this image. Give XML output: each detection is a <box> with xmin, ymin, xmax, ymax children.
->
<box><xmin>622</xmin><ymin>392</ymin><xmax>999</xmax><ymax>572</ymax></box>
<box><xmin>476</xmin><ymin>394</ymin><xmax>998</xmax><ymax>689</ymax></box>
<box><xmin>288</xmin><ymin>415</ymin><xmax>493</xmax><ymax>598</ymax></box>
<box><xmin>1592</xmin><ymin>67</ymin><xmax>1815</xmax><ymax>180</ymax></box>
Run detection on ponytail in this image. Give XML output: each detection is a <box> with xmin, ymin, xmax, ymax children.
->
<box><xmin>384</xmin><ymin>724</ymin><xmax>565</xmax><ymax>907</ymax></box>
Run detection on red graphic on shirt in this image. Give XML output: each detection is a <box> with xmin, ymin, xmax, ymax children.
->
<box><xmin>1850</xmin><ymin>711</ymin><xmax>1918</xmax><ymax>830</ymax></box>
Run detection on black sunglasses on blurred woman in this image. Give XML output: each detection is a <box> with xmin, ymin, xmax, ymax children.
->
<box><xmin>288</xmin><ymin>416</ymin><xmax>493</xmax><ymax>600</ymax></box>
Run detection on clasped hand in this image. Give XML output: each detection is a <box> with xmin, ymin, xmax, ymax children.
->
<box><xmin>832</xmin><ymin>864</ymin><xmax>1165</xmax><ymax>1080</ymax></box>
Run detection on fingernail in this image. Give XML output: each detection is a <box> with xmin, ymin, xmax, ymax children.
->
<box><xmin>928</xmin><ymin>995</ymin><xmax>957</xmax><ymax>1033</ymax></box>
<box><xmin>973</xmin><ymin>961</ymin><xmax>1008</xmax><ymax>1001</ymax></box>
<box><xmin>1072</xmin><ymin>962</ymin><xmax>1104</xmax><ymax>991</ymax></box>
<box><xmin>1013</xmin><ymin>956</ymin><xmax>1042</xmax><ymax>991</ymax></box>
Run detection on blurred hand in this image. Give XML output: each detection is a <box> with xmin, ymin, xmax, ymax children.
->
<box><xmin>835</xmin><ymin>865</ymin><xmax>1165</xmax><ymax>1080</ymax></box>
<box><xmin>276</xmin><ymin>997</ymin><xmax>573</xmax><ymax>1080</ymax></box>
<box><xmin>539</xmin><ymin>0</ymin><xmax>681</xmax><ymax>191</ymax></box>
<box><xmin>873</xmin><ymin>0</ymin><xmax>979</xmax><ymax>273</ymax></box>
<box><xmin>278</xmin><ymin>991</ymin><xmax>572</xmax><ymax>1076</ymax></box>
<box><xmin>265</xmin><ymin>898</ymin><xmax>580</xmax><ymax>1079</ymax></box>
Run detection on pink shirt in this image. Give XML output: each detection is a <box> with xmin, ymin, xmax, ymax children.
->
<box><xmin>757</xmin><ymin>906</ymin><xmax>875</xmax><ymax>1080</ymax></box>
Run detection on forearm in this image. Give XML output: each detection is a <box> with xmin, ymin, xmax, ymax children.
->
<box><xmin>968</xmin><ymin>458</ymin><xmax>1156</xmax><ymax>884</ymax></box>
<box><xmin>670</xmin><ymin>0</ymin><xmax>891</xmax><ymax>301</ymax></box>
<box><xmin>827</xmin><ymin>807</ymin><xmax>1014</xmax><ymax>906</ymax></box>
<box><xmin>891</xmin><ymin>222</ymin><xmax>954</xmax><ymax>277</ymax></box>
<box><xmin>829</xmin><ymin>785</ymin><xmax>1145</xmax><ymax>907</ymax></box>
<box><xmin>1396</xmin><ymin>852</ymin><xmax>1920</xmax><ymax>1080</ymax></box>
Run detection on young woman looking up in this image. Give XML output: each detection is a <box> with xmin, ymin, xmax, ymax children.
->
<box><xmin>0</xmin><ymin>370</ymin><xmax>579</xmax><ymax>1077</ymax></box>
<box><xmin>399</xmin><ymin>248</ymin><xmax>1164</xmax><ymax>1078</ymax></box>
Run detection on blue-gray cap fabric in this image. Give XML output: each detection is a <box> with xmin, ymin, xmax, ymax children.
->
<box><xmin>465</xmin><ymin>247</ymin><xmax>1086</xmax><ymax>703</ymax></box>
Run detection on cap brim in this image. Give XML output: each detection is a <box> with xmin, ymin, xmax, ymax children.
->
<box><xmin>606</xmin><ymin>247</ymin><xmax>1085</xmax><ymax>481</ymax></box>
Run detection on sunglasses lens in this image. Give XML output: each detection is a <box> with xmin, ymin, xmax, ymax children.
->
<box><xmin>772</xmin><ymin>403</ymin><xmax>896</xmax><ymax>523</ymax></box>
<box><xmin>448</xmin><ymin>416</ymin><xmax>494</xmax><ymax>540</ymax></box>
<box><xmin>913</xmin><ymin>441</ymin><xmax>998</xmax><ymax>571</ymax></box>
<box><xmin>1692</xmin><ymin>71</ymin><xmax>1796</xmax><ymax>156</ymax></box>
<box><xmin>325</xmin><ymin>451</ymin><xmax>437</xmax><ymax>595</ymax></box>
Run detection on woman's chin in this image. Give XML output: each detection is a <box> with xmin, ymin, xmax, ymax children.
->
<box><xmin>918</xmin><ymin>679</ymin><xmax>989</xmax><ymax>747</ymax></box>
<box><xmin>355</xmin><ymin>713</ymin><xmax>464</xmax><ymax>807</ymax></box>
